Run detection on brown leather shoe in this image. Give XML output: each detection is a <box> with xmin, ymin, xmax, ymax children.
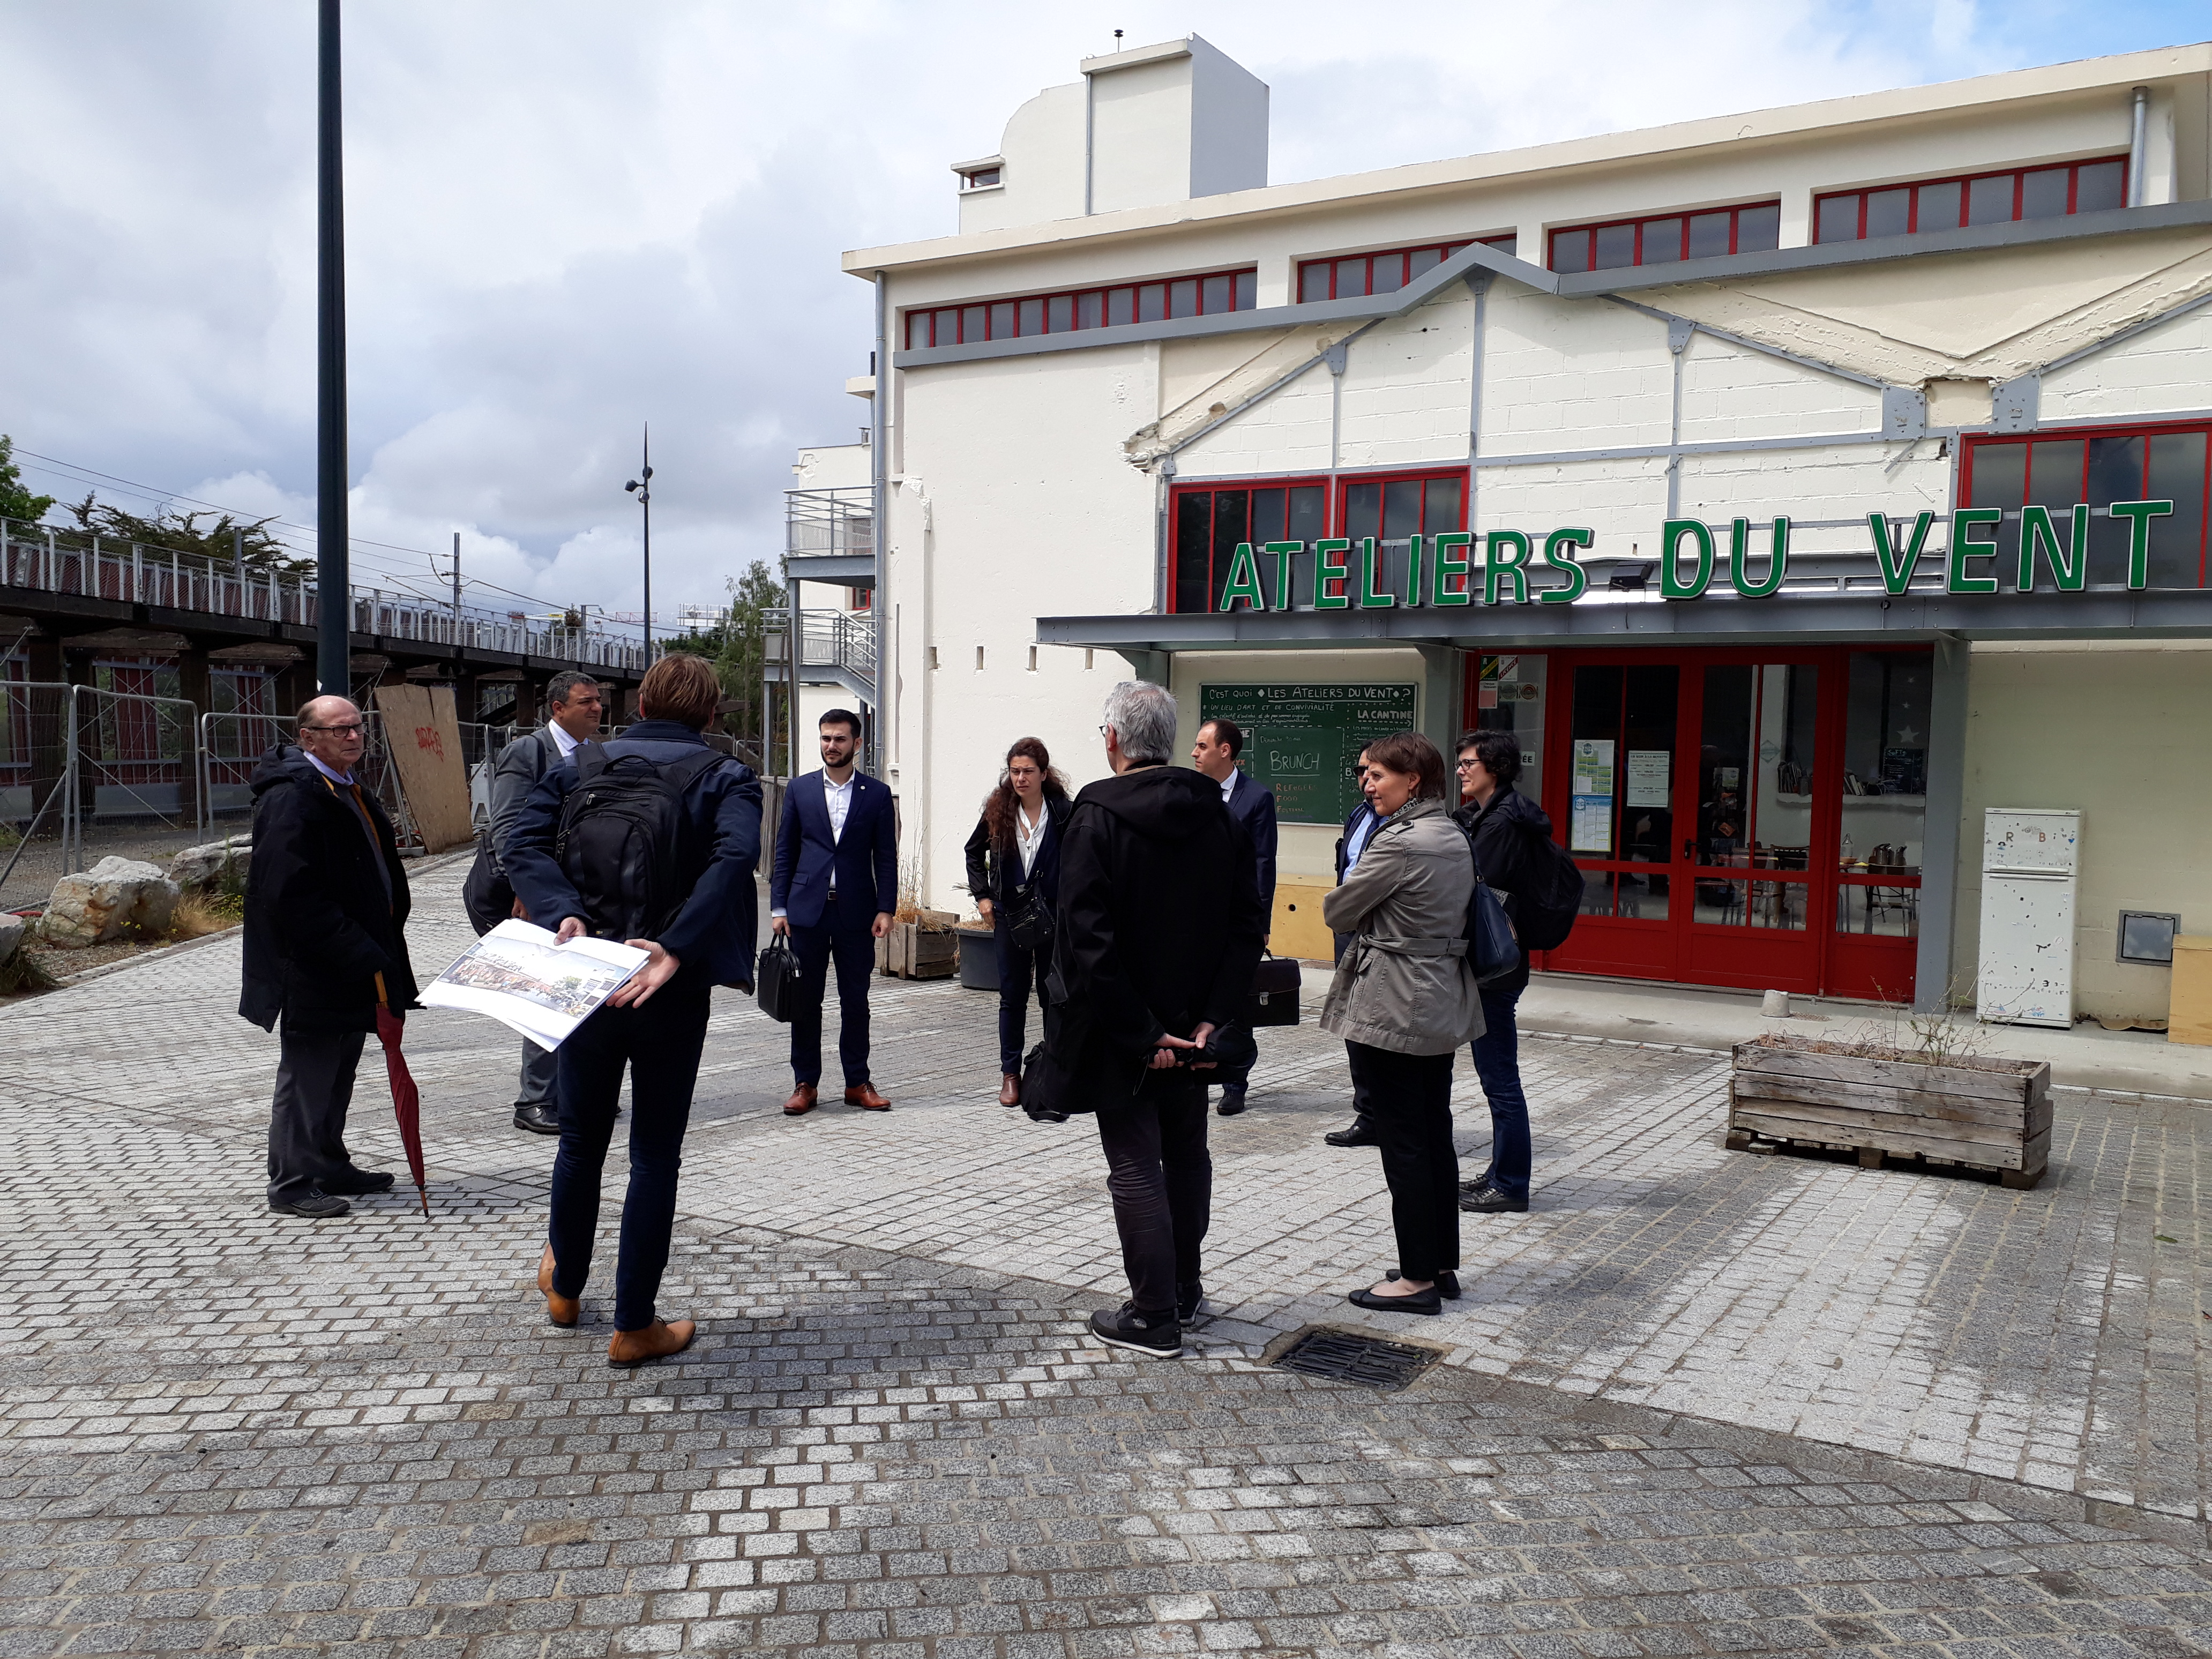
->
<box><xmin>538</xmin><ymin>1243</ymin><xmax>579</xmax><ymax>1328</ymax></box>
<box><xmin>607</xmin><ymin>1318</ymin><xmax>696</xmax><ymax>1367</ymax></box>
<box><xmin>997</xmin><ymin>1073</ymin><xmax>1021</xmax><ymax>1107</ymax></box>
<box><xmin>782</xmin><ymin>1083</ymin><xmax>818</xmax><ymax>1116</ymax></box>
<box><xmin>844</xmin><ymin>1082</ymin><xmax>892</xmax><ymax>1111</ymax></box>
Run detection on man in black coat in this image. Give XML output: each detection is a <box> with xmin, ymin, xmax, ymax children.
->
<box><xmin>1053</xmin><ymin>682</ymin><xmax>1265</xmax><ymax>1359</ymax></box>
<box><xmin>241</xmin><ymin>695</ymin><xmax>419</xmax><ymax>1219</ymax></box>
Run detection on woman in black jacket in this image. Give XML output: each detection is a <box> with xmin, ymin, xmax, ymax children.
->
<box><xmin>1451</xmin><ymin>729</ymin><xmax>1551</xmax><ymax>1215</ymax></box>
<box><xmin>963</xmin><ymin>737</ymin><xmax>1072</xmax><ymax>1104</ymax></box>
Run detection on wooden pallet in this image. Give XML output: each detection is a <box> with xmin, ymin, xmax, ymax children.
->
<box><xmin>1727</xmin><ymin>1035</ymin><xmax>2051</xmax><ymax>1189</ymax></box>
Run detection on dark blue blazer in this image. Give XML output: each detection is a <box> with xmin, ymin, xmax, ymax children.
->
<box><xmin>1222</xmin><ymin>768</ymin><xmax>1279</xmax><ymax>912</ymax></box>
<box><xmin>504</xmin><ymin>720</ymin><xmax>763</xmax><ymax>986</ymax></box>
<box><xmin>1334</xmin><ymin>798</ymin><xmax>1379</xmax><ymax>885</ymax></box>
<box><xmin>771</xmin><ymin>768</ymin><xmax>898</xmax><ymax>930</ymax></box>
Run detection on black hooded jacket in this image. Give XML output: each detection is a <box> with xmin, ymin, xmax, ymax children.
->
<box><xmin>1452</xmin><ymin>784</ymin><xmax>1552</xmax><ymax>996</ymax></box>
<box><xmin>239</xmin><ymin>745</ymin><xmax>419</xmax><ymax>1034</ymax></box>
<box><xmin>1052</xmin><ymin>764</ymin><xmax>1266</xmax><ymax>1107</ymax></box>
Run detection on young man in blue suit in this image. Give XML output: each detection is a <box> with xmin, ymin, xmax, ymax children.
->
<box><xmin>1190</xmin><ymin>717</ymin><xmax>1276</xmax><ymax>1117</ymax></box>
<box><xmin>770</xmin><ymin>708</ymin><xmax>899</xmax><ymax>1116</ymax></box>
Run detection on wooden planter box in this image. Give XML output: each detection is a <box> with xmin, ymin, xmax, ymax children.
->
<box><xmin>1727</xmin><ymin>1034</ymin><xmax>2051</xmax><ymax>1188</ymax></box>
<box><xmin>877</xmin><ymin>918</ymin><xmax>958</xmax><ymax>980</ymax></box>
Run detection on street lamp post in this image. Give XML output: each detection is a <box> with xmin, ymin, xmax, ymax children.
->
<box><xmin>624</xmin><ymin>426</ymin><xmax>652</xmax><ymax>662</ymax></box>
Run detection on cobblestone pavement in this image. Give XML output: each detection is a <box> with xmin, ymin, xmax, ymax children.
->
<box><xmin>5</xmin><ymin>860</ymin><xmax>2212</xmax><ymax>1655</ymax></box>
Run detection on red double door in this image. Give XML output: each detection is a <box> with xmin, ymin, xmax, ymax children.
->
<box><xmin>1533</xmin><ymin>645</ymin><xmax>1930</xmax><ymax>1002</ymax></box>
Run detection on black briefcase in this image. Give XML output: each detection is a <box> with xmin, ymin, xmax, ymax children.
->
<box><xmin>1247</xmin><ymin>953</ymin><xmax>1302</xmax><ymax>1027</ymax></box>
<box><xmin>754</xmin><ymin>940</ymin><xmax>803</xmax><ymax>1023</ymax></box>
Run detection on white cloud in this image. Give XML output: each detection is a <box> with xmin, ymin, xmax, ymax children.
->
<box><xmin>0</xmin><ymin>0</ymin><xmax>2194</xmax><ymax>631</ymax></box>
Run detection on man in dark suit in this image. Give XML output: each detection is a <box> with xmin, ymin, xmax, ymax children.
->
<box><xmin>1189</xmin><ymin>716</ymin><xmax>1276</xmax><ymax>1117</ymax></box>
<box><xmin>241</xmin><ymin>694</ymin><xmax>418</xmax><ymax>1218</ymax></box>
<box><xmin>770</xmin><ymin>708</ymin><xmax>899</xmax><ymax>1115</ymax></box>
<box><xmin>465</xmin><ymin>670</ymin><xmax>604</xmax><ymax>1135</ymax></box>
<box><xmin>1323</xmin><ymin>747</ymin><xmax>1385</xmax><ymax>1149</ymax></box>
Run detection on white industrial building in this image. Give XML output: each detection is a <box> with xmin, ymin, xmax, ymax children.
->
<box><xmin>789</xmin><ymin>35</ymin><xmax>2212</xmax><ymax>1022</ymax></box>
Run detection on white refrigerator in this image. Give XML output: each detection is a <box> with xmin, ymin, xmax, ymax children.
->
<box><xmin>1977</xmin><ymin>808</ymin><xmax>2080</xmax><ymax>1028</ymax></box>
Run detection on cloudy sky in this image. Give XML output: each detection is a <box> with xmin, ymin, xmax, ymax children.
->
<box><xmin>0</xmin><ymin>1</ymin><xmax>2200</xmax><ymax>636</ymax></box>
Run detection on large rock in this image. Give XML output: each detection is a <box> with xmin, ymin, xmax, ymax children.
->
<box><xmin>39</xmin><ymin>857</ymin><xmax>180</xmax><ymax>947</ymax></box>
<box><xmin>0</xmin><ymin>911</ymin><xmax>25</xmax><ymax>966</ymax></box>
<box><xmin>169</xmin><ymin>836</ymin><xmax>251</xmax><ymax>890</ymax></box>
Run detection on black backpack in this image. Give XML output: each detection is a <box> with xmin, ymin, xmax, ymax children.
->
<box><xmin>554</xmin><ymin>743</ymin><xmax>727</xmax><ymax>940</ymax></box>
<box><xmin>1511</xmin><ymin>820</ymin><xmax>1583</xmax><ymax>952</ymax></box>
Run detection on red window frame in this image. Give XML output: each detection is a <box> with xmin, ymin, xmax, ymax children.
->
<box><xmin>1814</xmin><ymin>155</ymin><xmax>2128</xmax><ymax>244</ymax></box>
<box><xmin>1296</xmin><ymin>236</ymin><xmax>1516</xmax><ymax>303</ymax></box>
<box><xmin>1960</xmin><ymin>420</ymin><xmax>2212</xmax><ymax>588</ymax></box>
<box><xmin>1547</xmin><ymin>201</ymin><xmax>1781</xmax><ymax>273</ymax></box>
<box><xmin>1166</xmin><ymin>467</ymin><xmax>1470</xmax><ymax>614</ymax></box>
<box><xmin>903</xmin><ymin>265</ymin><xmax>1257</xmax><ymax>350</ymax></box>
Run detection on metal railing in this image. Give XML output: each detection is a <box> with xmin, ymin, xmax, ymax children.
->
<box><xmin>784</xmin><ymin>487</ymin><xmax>873</xmax><ymax>559</ymax></box>
<box><xmin>765</xmin><ymin>607</ymin><xmax>877</xmax><ymax>684</ymax></box>
<box><xmin>1</xmin><ymin>520</ymin><xmax>648</xmax><ymax>673</ymax></box>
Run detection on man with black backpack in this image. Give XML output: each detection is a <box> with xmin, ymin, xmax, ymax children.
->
<box><xmin>1451</xmin><ymin>729</ymin><xmax>1579</xmax><ymax>1215</ymax></box>
<box><xmin>503</xmin><ymin>654</ymin><xmax>762</xmax><ymax>1368</ymax></box>
<box><xmin>462</xmin><ymin>670</ymin><xmax>605</xmax><ymax>1135</ymax></box>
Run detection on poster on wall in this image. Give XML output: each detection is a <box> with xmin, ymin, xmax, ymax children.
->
<box><xmin>1626</xmin><ymin>749</ymin><xmax>1670</xmax><ymax>808</ymax></box>
<box><xmin>1197</xmin><ymin>683</ymin><xmax>1418</xmax><ymax>824</ymax></box>
<box><xmin>1570</xmin><ymin>738</ymin><xmax>1615</xmax><ymax>854</ymax></box>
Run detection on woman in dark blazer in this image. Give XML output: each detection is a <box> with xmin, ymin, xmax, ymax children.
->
<box><xmin>963</xmin><ymin>737</ymin><xmax>1073</xmax><ymax>1104</ymax></box>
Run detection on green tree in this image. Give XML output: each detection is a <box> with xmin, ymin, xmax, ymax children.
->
<box><xmin>61</xmin><ymin>492</ymin><xmax>308</xmax><ymax>576</ymax></box>
<box><xmin>659</xmin><ymin>558</ymin><xmax>789</xmax><ymax>769</ymax></box>
<box><xmin>0</xmin><ymin>435</ymin><xmax>55</xmax><ymax>524</ymax></box>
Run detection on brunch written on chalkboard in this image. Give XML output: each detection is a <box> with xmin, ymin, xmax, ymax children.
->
<box><xmin>1198</xmin><ymin>683</ymin><xmax>1418</xmax><ymax>825</ymax></box>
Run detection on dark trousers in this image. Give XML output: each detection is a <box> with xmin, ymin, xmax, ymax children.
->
<box><xmin>267</xmin><ymin>1026</ymin><xmax>366</xmax><ymax>1203</ymax></box>
<box><xmin>548</xmin><ymin>978</ymin><xmax>712</xmax><ymax>1332</ymax></box>
<box><xmin>1470</xmin><ymin>985</ymin><xmax>1531</xmax><ymax>1199</ymax></box>
<box><xmin>1344</xmin><ymin>1041</ymin><xmax>1459</xmax><ymax>1282</ymax></box>
<box><xmin>992</xmin><ymin>918</ymin><xmax>1051</xmax><ymax>1076</ymax></box>
<box><xmin>789</xmin><ymin>896</ymin><xmax>875</xmax><ymax>1087</ymax></box>
<box><xmin>517</xmin><ymin>1036</ymin><xmax>557</xmax><ymax>1109</ymax></box>
<box><xmin>1094</xmin><ymin>1074</ymin><xmax>1210</xmax><ymax>1316</ymax></box>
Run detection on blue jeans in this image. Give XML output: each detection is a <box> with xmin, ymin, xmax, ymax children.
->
<box><xmin>1470</xmin><ymin>985</ymin><xmax>1530</xmax><ymax>1199</ymax></box>
<box><xmin>993</xmin><ymin>917</ymin><xmax>1052</xmax><ymax>1075</ymax></box>
<box><xmin>547</xmin><ymin>977</ymin><xmax>711</xmax><ymax>1332</ymax></box>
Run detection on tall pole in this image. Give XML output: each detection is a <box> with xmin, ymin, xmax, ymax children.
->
<box><xmin>451</xmin><ymin>530</ymin><xmax>461</xmax><ymax>633</ymax></box>
<box><xmin>315</xmin><ymin>0</ymin><xmax>350</xmax><ymax>696</ymax></box>
<box><xmin>640</xmin><ymin>425</ymin><xmax>652</xmax><ymax>660</ymax></box>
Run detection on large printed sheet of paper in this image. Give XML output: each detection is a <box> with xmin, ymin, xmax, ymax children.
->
<box><xmin>419</xmin><ymin>920</ymin><xmax>648</xmax><ymax>1051</ymax></box>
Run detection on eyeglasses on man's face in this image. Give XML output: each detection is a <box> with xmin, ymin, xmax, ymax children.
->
<box><xmin>1455</xmin><ymin>757</ymin><xmax>1481</xmax><ymax>769</ymax></box>
<box><xmin>307</xmin><ymin>722</ymin><xmax>365</xmax><ymax>736</ymax></box>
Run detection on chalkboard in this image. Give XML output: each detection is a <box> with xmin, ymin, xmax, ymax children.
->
<box><xmin>1199</xmin><ymin>683</ymin><xmax>1419</xmax><ymax>825</ymax></box>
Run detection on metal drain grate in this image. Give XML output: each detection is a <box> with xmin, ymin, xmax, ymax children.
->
<box><xmin>1270</xmin><ymin>1327</ymin><xmax>1439</xmax><ymax>1391</ymax></box>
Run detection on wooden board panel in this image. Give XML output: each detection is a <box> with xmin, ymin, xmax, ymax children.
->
<box><xmin>1730</xmin><ymin>1107</ymin><xmax>2034</xmax><ymax>1170</ymax></box>
<box><xmin>1729</xmin><ymin>1088</ymin><xmax>2039</xmax><ymax>1151</ymax></box>
<box><xmin>1728</xmin><ymin>1073</ymin><xmax>2051</xmax><ymax>1133</ymax></box>
<box><xmin>1732</xmin><ymin>1040</ymin><xmax>2046</xmax><ymax>1104</ymax></box>
<box><xmin>372</xmin><ymin>685</ymin><xmax>474</xmax><ymax>853</ymax></box>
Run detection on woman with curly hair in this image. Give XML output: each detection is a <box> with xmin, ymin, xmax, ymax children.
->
<box><xmin>963</xmin><ymin>737</ymin><xmax>1073</xmax><ymax>1104</ymax></box>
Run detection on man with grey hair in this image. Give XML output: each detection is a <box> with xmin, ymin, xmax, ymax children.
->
<box><xmin>240</xmin><ymin>694</ymin><xmax>418</xmax><ymax>1217</ymax></box>
<box><xmin>462</xmin><ymin>671</ymin><xmax>606</xmax><ymax>1133</ymax></box>
<box><xmin>1048</xmin><ymin>682</ymin><xmax>1265</xmax><ymax>1358</ymax></box>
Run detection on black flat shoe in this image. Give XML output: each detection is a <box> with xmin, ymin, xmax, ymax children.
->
<box><xmin>1390</xmin><ymin>1268</ymin><xmax>1459</xmax><ymax>1300</ymax></box>
<box><xmin>1324</xmin><ymin>1118</ymin><xmax>1379</xmax><ymax>1148</ymax></box>
<box><xmin>1177</xmin><ymin>1281</ymin><xmax>1205</xmax><ymax>1322</ymax></box>
<box><xmin>268</xmin><ymin>1190</ymin><xmax>349</xmax><ymax>1219</ymax></box>
<box><xmin>513</xmin><ymin>1102</ymin><xmax>561</xmax><ymax>1135</ymax></box>
<box><xmin>1347</xmin><ymin>1286</ymin><xmax>1442</xmax><ymax>1316</ymax></box>
<box><xmin>1214</xmin><ymin>1087</ymin><xmax>1247</xmax><ymax>1118</ymax></box>
<box><xmin>322</xmin><ymin>1167</ymin><xmax>395</xmax><ymax>1195</ymax></box>
<box><xmin>1459</xmin><ymin>1182</ymin><xmax>1529</xmax><ymax>1214</ymax></box>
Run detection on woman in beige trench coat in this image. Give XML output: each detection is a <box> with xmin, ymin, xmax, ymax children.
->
<box><xmin>1320</xmin><ymin>731</ymin><xmax>1483</xmax><ymax>1316</ymax></box>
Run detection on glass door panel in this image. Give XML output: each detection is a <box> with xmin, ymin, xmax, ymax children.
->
<box><xmin>1691</xmin><ymin>663</ymin><xmax>1817</xmax><ymax>930</ymax></box>
<box><xmin>1829</xmin><ymin>648</ymin><xmax>1932</xmax><ymax>999</ymax></box>
<box><xmin>1546</xmin><ymin>661</ymin><xmax>1683</xmax><ymax>981</ymax></box>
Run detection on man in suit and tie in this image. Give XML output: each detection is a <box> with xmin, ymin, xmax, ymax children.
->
<box><xmin>771</xmin><ymin>709</ymin><xmax>899</xmax><ymax>1116</ymax></box>
<box><xmin>1324</xmin><ymin>747</ymin><xmax>1384</xmax><ymax>1148</ymax></box>
<box><xmin>1189</xmin><ymin>716</ymin><xmax>1276</xmax><ymax>1118</ymax></box>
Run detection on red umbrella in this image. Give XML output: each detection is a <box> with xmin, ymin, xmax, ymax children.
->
<box><xmin>373</xmin><ymin>972</ymin><xmax>430</xmax><ymax>1218</ymax></box>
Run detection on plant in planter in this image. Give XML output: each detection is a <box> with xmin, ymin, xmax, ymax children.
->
<box><xmin>1725</xmin><ymin>991</ymin><xmax>2051</xmax><ymax>1187</ymax></box>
